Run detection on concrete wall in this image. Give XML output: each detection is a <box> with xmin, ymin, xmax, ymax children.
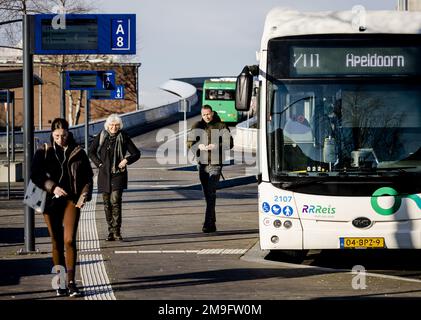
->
<box><xmin>234</xmin><ymin>116</ymin><xmax>257</xmax><ymax>151</ymax></box>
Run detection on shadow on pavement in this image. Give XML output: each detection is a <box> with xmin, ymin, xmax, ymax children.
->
<box><xmin>266</xmin><ymin>249</ymin><xmax>421</xmax><ymax>280</ymax></box>
<box><xmin>109</xmin><ymin>267</ymin><xmax>338</xmax><ymax>293</ymax></box>
<box><xmin>0</xmin><ymin>227</ymin><xmax>49</xmax><ymax>244</ymax></box>
<box><xmin>0</xmin><ymin>257</ymin><xmax>51</xmax><ymax>287</ymax></box>
<box><xmin>111</xmin><ymin>228</ymin><xmax>259</xmax><ymax>243</ymax></box>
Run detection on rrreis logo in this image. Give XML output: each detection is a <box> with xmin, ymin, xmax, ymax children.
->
<box><xmin>302</xmin><ymin>204</ymin><xmax>336</xmax><ymax>215</ymax></box>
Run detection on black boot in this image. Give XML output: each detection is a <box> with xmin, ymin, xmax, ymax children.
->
<box><xmin>114</xmin><ymin>230</ymin><xmax>123</xmax><ymax>241</ymax></box>
<box><xmin>106</xmin><ymin>232</ymin><xmax>115</xmax><ymax>241</ymax></box>
<box><xmin>202</xmin><ymin>224</ymin><xmax>216</xmax><ymax>233</ymax></box>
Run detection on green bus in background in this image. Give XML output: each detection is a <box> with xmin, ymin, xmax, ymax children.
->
<box><xmin>202</xmin><ymin>78</ymin><xmax>240</xmax><ymax>123</ymax></box>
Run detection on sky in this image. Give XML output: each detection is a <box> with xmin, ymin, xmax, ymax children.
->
<box><xmin>96</xmin><ymin>0</ymin><xmax>397</xmax><ymax>107</ymax></box>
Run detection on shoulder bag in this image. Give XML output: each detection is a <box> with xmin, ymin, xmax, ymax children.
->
<box><xmin>23</xmin><ymin>143</ymin><xmax>48</xmax><ymax>213</ymax></box>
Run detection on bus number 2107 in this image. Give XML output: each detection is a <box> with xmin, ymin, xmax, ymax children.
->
<box><xmin>274</xmin><ymin>196</ymin><xmax>292</xmax><ymax>203</ymax></box>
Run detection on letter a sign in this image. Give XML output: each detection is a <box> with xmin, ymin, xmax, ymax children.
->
<box><xmin>112</xmin><ymin>18</ymin><xmax>131</xmax><ymax>51</ymax></box>
<box><xmin>112</xmin><ymin>85</ymin><xmax>125</xmax><ymax>99</ymax></box>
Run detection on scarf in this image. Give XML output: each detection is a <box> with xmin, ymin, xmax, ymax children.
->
<box><xmin>98</xmin><ymin>130</ymin><xmax>125</xmax><ymax>174</ymax></box>
<box><xmin>112</xmin><ymin>131</ymin><xmax>125</xmax><ymax>174</ymax></box>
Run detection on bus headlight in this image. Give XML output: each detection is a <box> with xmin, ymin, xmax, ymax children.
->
<box><xmin>271</xmin><ymin>235</ymin><xmax>279</xmax><ymax>243</ymax></box>
<box><xmin>283</xmin><ymin>220</ymin><xmax>292</xmax><ymax>229</ymax></box>
<box><xmin>273</xmin><ymin>219</ymin><xmax>282</xmax><ymax>228</ymax></box>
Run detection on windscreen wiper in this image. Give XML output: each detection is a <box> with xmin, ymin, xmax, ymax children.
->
<box><xmin>280</xmin><ymin>178</ymin><xmax>327</xmax><ymax>189</ymax></box>
<box><xmin>375</xmin><ymin>166</ymin><xmax>416</xmax><ymax>172</ymax></box>
<box><xmin>368</xmin><ymin>166</ymin><xmax>418</xmax><ymax>175</ymax></box>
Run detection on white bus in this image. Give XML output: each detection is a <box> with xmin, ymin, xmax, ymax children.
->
<box><xmin>236</xmin><ymin>8</ymin><xmax>421</xmax><ymax>257</ymax></box>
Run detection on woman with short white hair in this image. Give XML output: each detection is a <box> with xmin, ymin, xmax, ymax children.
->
<box><xmin>89</xmin><ymin>114</ymin><xmax>140</xmax><ymax>241</ymax></box>
<box><xmin>104</xmin><ymin>113</ymin><xmax>124</xmax><ymax>131</ymax></box>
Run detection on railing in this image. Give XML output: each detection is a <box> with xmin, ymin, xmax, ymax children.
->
<box><xmin>0</xmin><ymin>90</ymin><xmax>198</xmax><ymax>150</ymax></box>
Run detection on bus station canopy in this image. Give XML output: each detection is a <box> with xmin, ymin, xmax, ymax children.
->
<box><xmin>0</xmin><ymin>69</ymin><xmax>43</xmax><ymax>89</ymax></box>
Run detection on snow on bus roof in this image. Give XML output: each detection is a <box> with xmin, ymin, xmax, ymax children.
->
<box><xmin>261</xmin><ymin>8</ymin><xmax>421</xmax><ymax>50</ymax></box>
<box><xmin>208</xmin><ymin>77</ymin><xmax>236</xmax><ymax>82</ymax></box>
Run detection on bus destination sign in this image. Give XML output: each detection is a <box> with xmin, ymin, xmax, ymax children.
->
<box><xmin>290</xmin><ymin>46</ymin><xmax>421</xmax><ymax>77</ymax></box>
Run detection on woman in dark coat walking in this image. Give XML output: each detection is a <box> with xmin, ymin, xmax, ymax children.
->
<box><xmin>89</xmin><ymin>114</ymin><xmax>140</xmax><ymax>241</ymax></box>
<box><xmin>31</xmin><ymin>118</ymin><xmax>93</xmax><ymax>297</ymax></box>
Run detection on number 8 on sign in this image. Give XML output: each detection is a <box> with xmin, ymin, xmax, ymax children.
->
<box><xmin>112</xmin><ymin>18</ymin><xmax>130</xmax><ymax>50</ymax></box>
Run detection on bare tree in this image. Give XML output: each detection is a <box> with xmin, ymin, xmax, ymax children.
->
<box><xmin>0</xmin><ymin>0</ymin><xmax>95</xmax><ymax>46</ymax></box>
<box><xmin>0</xmin><ymin>0</ymin><xmax>98</xmax><ymax>125</ymax></box>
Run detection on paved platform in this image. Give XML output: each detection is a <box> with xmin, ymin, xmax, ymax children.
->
<box><xmin>0</xmin><ymin>116</ymin><xmax>261</xmax><ymax>300</ymax></box>
<box><xmin>0</xmin><ymin>160</ymin><xmax>259</xmax><ymax>300</ymax></box>
<box><xmin>2</xmin><ymin>117</ymin><xmax>421</xmax><ymax>303</ymax></box>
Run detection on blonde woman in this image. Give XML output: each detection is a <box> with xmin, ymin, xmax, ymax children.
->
<box><xmin>89</xmin><ymin>114</ymin><xmax>140</xmax><ymax>241</ymax></box>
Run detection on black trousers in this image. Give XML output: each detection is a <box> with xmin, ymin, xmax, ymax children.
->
<box><xmin>198</xmin><ymin>164</ymin><xmax>222</xmax><ymax>226</ymax></box>
<box><xmin>102</xmin><ymin>190</ymin><xmax>123</xmax><ymax>234</ymax></box>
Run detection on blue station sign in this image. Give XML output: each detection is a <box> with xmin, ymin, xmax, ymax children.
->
<box><xmin>33</xmin><ymin>14</ymin><xmax>136</xmax><ymax>55</ymax></box>
<box><xmin>64</xmin><ymin>70</ymin><xmax>116</xmax><ymax>90</ymax></box>
<box><xmin>88</xmin><ymin>85</ymin><xmax>125</xmax><ymax>100</ymax></box>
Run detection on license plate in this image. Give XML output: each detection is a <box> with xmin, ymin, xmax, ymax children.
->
<box><xmin>340</xmin><ymin>237</ymin><xmax>385</xmax><ymax>249</ymax></box>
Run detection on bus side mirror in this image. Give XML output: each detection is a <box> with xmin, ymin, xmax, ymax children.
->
<box><xmin>235</xmin><ymin>65</ymin><xmax>257</xmax><ymax>112</ymax></box>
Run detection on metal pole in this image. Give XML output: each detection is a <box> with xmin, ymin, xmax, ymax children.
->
<box><xmin>23</xmin><ymin>14</ymin><xmax>35</xmax><ymax>253</ymax></box>
<box><xmin>183</xmin><ymin>99</ymin><xmax>187</xmax><ymax>158</ymax></box>
<box><xmin>11</xmin><ymin>96</ymin><xmax>15</xmax><ymax>162</ymax></box>
<box><xmin>85</xmin><ymin>92</ymin><xmax>90</xmax><ymax>154</ymax></box>
<box><xmin>38</xmin><ymin>64</ymin><xmax>42</xmax><ymax>130</ymax></box>
<box><xmin>60</xmin><ymin>71</ymin><xmax>66</xmax><ymax>119</ymax></box>
<box><xmin>5</xmin><ymin>94</ymin><xmax>10</xmax><ymax>200</ymax></box>
<box><xmin>136</xmin><ymin>64</ymin><xmax>140</xmax><ymax>110</ymax></box>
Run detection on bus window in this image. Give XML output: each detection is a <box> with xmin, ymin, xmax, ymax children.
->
<box><xmin>204</xmin><ymin>89</ymin><xmax>235</xmax><ymax>101</ymax></box>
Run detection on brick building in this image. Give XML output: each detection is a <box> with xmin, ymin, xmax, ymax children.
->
<box><xmin>0</xmin><ymin>49</ymin><xmax>140</xmax><ymax>131</ymax></box>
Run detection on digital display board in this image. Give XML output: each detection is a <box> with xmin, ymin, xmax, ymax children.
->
<box><xmin>290</xmin><ymin>47</ymin><xmax>421</xmax><ymax>77</ymax></box>
<box><xmin>65</xmin><ymin>71</ymin><xmax>115</xmax><ymax>90</ymax></box>
<box><xmin>267</xmin><ymin>36</ymin><xmax>421</xmax><ymax>78</ymax></box>
<box><xmin>88</xmin><ymin>85</ymin><xmax>124</xmax><ymax>100</ymax></box>
<box><xmin>89</xmin><ymin>89</ymin><xmax>111</xmax><ymax>99</ymax></box>
<box><xmin>41</xmin><ymin>18</ymin><xmax>98</xmax><ymax>51</ymax></box>
<box><xmin>33</xmin><ymin>14</ymin><xmax>136</xmax><ymax>55</ymax></box>
<box><xmin>67</xmin><ymin>72</ymin><xmax>97</xmax><ymax>89</ymax></box>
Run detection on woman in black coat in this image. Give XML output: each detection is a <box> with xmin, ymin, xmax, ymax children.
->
<box><xmin>89</xmin><ymin>114</ymin><xmax>140</xmax><ymax>241</ymax></box>
<box><xmin>31</xmin><ymin>118</ymin><xmax>93</xmax><ymax>297</ymax></box>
